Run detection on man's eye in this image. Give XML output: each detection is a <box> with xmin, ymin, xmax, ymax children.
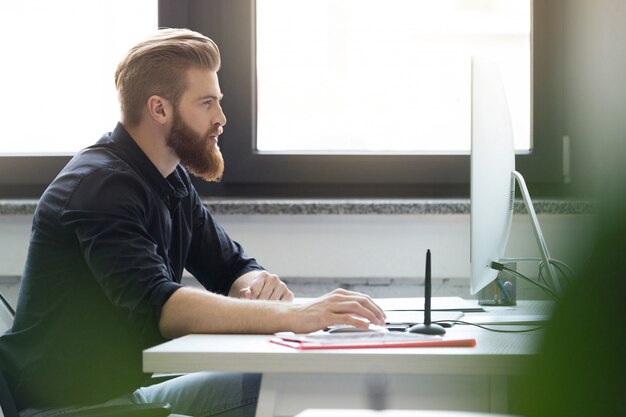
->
<box><xmin>203</xmin><ymin>100</ymin><xmax>213</xmax><ymax>106</ymax></box>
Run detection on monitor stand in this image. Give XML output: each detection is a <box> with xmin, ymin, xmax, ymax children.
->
<box><xmin>506</xmin><ymin>171</ymin><xmax>560</xmax><ymax>294</ymax></box>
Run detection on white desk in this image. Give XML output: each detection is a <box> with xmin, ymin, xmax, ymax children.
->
<box><xmin>143</xmin><ymin>301</ymin><xmax>548</xmax><ymax>417</ymax></box>
<box><xmin>295</xmin><ymin>410</ymin><xmax>515</xmax><ymax>417</ymax></box>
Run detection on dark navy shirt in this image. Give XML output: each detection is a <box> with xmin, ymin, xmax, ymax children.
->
<box><xmin>0</xmin><ymin>123</ymin><xmax>262</xmax><ymax>410</ymax></box>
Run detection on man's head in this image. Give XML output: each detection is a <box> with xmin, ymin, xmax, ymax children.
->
<box><xmin>115</xmin><ymin>28</ymin><xmax>226</xmax><ymax>181</ymax></box>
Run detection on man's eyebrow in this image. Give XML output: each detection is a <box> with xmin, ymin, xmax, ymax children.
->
<box><xmin>198</xmin><ymin>93</ymin><xmax>224</xmax><ymax>101</ymax></box>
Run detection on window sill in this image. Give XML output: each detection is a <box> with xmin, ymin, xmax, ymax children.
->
<box><xmin>0</xmin><ymin>198</ymin><xmax>592</xmax><ymax>216</ymax></box>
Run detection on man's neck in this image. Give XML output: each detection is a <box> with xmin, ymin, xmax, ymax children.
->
<box><xmin>123</xmin><ymin>122</ymin><xmax>179</xmax><ymax>178</ymax></box>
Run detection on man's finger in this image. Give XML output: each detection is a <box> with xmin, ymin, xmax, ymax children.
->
<box><xmin>239</xmin><ymin>287</ymin><xmax>253</xmax><ymax>299</ymax></box>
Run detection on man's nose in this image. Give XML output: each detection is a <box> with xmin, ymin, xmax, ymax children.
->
<box><xmin>217</xmin><ymin>103</ymin><xmax>227</xmax><ymax>127</ymax></box>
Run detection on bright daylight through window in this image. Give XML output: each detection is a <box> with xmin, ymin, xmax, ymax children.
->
<box><xmin>256</xmin><ymin>0</ymin><xmax>531</xmax><ymax>153</ymax></box>
<box><xmin>0</xmin><ymin>0</ymin><xmax>156</xmax><ymax>155</ymax></box>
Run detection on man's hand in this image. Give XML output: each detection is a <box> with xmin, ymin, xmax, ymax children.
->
<box><xmin>288</xmin><ymin>288</ymin><xmax>387</xmax><ymax>333</ymax></box>
<box><xmin>230</xmin><ymin>270</ymin><xmax>294</xmax><ymax>302</ymax></box>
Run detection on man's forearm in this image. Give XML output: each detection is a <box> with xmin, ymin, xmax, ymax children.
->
<box><xmin>159</xmin><ymin>287</ymin><xmax>387</xmax><ymax>339</ymax></box>
<box><xmin>159</xmin><ymin>286</ymin><xmax>294</xmax><ymax>338</ymax></box>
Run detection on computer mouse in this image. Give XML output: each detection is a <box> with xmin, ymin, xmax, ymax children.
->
<box><xmin>326</xmin><ymin>324</ymin><xmax>389</xmax><ymax>334</ymax></box>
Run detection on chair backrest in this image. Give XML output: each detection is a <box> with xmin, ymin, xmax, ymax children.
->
<box><xmin>0</xmin><ymin>291</ymin><xmax>17</xmax><ymax>417</ymax></box>
<box><xmin>0</xmin><ymin>292</ymin><xmax>14</xmax><ymax>335</ymax></box>
<box><xmin>0</xmin><ymin>372</ymin><xmax>18</xmax><ymax>417</ymax></box>
<box><xmin>0</xmin><ymin>292</ymin><xmax>175</xmax><ymax>417</ymax></box>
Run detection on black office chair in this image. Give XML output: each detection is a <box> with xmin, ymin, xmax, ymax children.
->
<box><xmin>0</xmin><ymin>291</ymin><xmax>174</xmax><ymax>417</ymax></box>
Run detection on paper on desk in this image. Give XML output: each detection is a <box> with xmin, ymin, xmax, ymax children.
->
<box><xmin>385</xmin><ymin>310</ymin><xmax>464</xmax><ymax>325</ymax></box>
<box><xmin>274</xmin><ymin>331</ymin><xmax>437</xmax><ymax>344</ymax></box>
<box><xmin>375</xmin><ymin>297</ymin><xmax>484</xmax><ymax>312</ymax></box>
<box><xmin>293</xmin><ymin>297</ymin><xmax>484</xmax><ymax>312</ymax></box>
<box><xmin>271</xmin><ymin>331</ymin><xmax>476</xmax><ymax>350</ymax></box>
<box><xmin>462</xmin><ymin>314</ymin><xmax>550</xmax><ymax>325</ymax></box>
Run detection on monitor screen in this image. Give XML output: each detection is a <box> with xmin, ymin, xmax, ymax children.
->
<box><xmin>470</xmin><ymin>57</ymin><xmax>516</xmax><ymax>294</ymax></box>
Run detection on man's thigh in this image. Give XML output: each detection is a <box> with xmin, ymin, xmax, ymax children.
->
<box><xmin>134</xmin><ymin>372</ymin><xmax>262</xmax><ymax>417</ymax></box>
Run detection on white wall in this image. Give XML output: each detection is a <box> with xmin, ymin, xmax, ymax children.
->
<box><xmin>221</xmin><ymin>213</ymin><xmax>592</xmax><ymax>281</ymax></box>
<box><xmin>0</xmin><ymin>215</ymin><xmax>32</xmax><ymax>276</ymax></box>
<box><xmin>0</xmin><ymin>212</ymin><xmax>594</xmax><ymax>306</ymax></box>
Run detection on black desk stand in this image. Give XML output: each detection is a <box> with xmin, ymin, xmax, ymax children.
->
<box><xmin>408</xmin><ymin>249</ymin><xmax>447</xmax><ymax>335</ymax></box>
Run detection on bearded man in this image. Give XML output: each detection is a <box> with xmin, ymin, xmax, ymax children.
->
<box><xmin>0</xmin><ymin>28</ymin><xmax>385</xmax><ymax>417</ymax></box>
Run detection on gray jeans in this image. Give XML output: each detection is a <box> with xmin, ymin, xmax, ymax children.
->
<box><xmin>19</xmin><ymin>372</ymin><xmax>261</xmax><ymax>417</ymax></box>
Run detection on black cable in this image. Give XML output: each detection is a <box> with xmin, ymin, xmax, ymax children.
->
<box><xmin>500</xmin><ymin>257</ymin><xmax>574</xmax><ymax>293</ymax></box>
<box><xmin>549</xmin><ymin>261</ymin><xmax>571</xmax><ymax>284</ymax></box>
<box><xmin>550</xmin><ymin>259</ymin><xmax>573</xmax><ymax>283</ymax></box>
<box><xmin>538</xmin><ymin>261</ymin><xmax>549</xmax><ymax>287</ymax></box>
<box><xmin>433</xmin><ymin>320</ymin><xmax>545</xmax><ymax>333</ymax></box>
<box><xmin>537</xmin><ymin>259</ymin><xmax>572</xmax><ymax>293</ymax></box>
<box><xmin>549</xmin><ymin>258</ymin><xmax>575</xmax><ymax>278</ymax></box>
<box><xmin>501</xmin><ymin>266</ymin><xmax>560</xmax><ymax>302</ymax></box>
<box><xmin>537</xmin><ymin>259</ymin><xmax>571</xmax><ymax>294</ymax></box>
<box><xmin>492</xmin><ymin>260</ymin><xmax>559</xmax><ymax>300</ymax></box>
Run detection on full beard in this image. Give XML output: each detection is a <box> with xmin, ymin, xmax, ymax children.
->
<box><xmin>166</xmin><ymin>112</ymin><xmax>224</xmax><ymax>182</ymax></box>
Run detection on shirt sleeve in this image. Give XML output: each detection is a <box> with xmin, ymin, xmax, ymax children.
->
<box><xmin>184</xmin><ymin>184</ymin><xmax>264</xmax><ymax>295</ymax></box>
<box><xmin>58</xmin><ymin>167</ymin><xmax>183</xmax><ymax>333</ymax></box>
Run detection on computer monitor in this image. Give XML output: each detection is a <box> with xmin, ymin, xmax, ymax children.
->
<box><xmin>470</xmin><ymin>57</ymin><xmax>560</xmax><ymax>295</ymax></box>
<box><xmin>470</xmin><ymin>57</ymin><xmax>516</xmax><ymax>294</ymax></box>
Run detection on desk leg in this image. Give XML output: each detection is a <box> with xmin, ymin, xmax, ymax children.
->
<box><xmin>255</xmin><ymin>373</ymin><xmax>494</xmax><ymax>417</ymax></box>
<box><xmin>489</xmin><ymin>375</ymin><xmax>508</xmax><ymax>413</ymax></box>
<box><xmin>255</xmin><ymin>373</ymin><xmax>279</xmax><ymax>417</ymax></box>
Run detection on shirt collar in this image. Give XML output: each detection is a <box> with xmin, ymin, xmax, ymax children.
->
<box><xmin>98</xmin><ymin>123</ymin><xmax>190</xmax><ymax>203</ymax></box>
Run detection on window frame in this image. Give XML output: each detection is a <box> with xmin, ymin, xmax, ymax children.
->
<box><xmin>0</xmin><ymin>0</ymin><xmax>568</xmax><ymax>199</ymax></box>
<box><xmin>162</xmin><ymin>0</ymin><xmax>566</xmax><ymax>198</ymax></box>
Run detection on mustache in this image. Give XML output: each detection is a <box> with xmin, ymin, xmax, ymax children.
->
<box><xmin>208</xmin><ymin>126</ymin><xmax>224</xmax><ymax>137</ymax></box>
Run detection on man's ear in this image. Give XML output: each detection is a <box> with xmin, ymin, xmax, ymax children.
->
<box><xmin>146</xmin><ymin>95</ymin><xmax>173</xmax><ymax>125</ymax></box>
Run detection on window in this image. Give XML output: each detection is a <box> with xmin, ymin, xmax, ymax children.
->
<box><xmin>256</xmin><ymin>0</ymin><xmax>531</xmax><ymax>154</ymax></box>
<box><xmin>0</xmin><ymin>0</ymin><xmax>157</xmax><ymax>154</ymax></box>
<box><xmin>1</xmin><ymin>0</ymin><xmax>567</xmax><ymax>198</ymax></box>
<box><xmin>0</xmin><ymin>0</ymin><xmax>156</xmax><ymax>196</ymax></box>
